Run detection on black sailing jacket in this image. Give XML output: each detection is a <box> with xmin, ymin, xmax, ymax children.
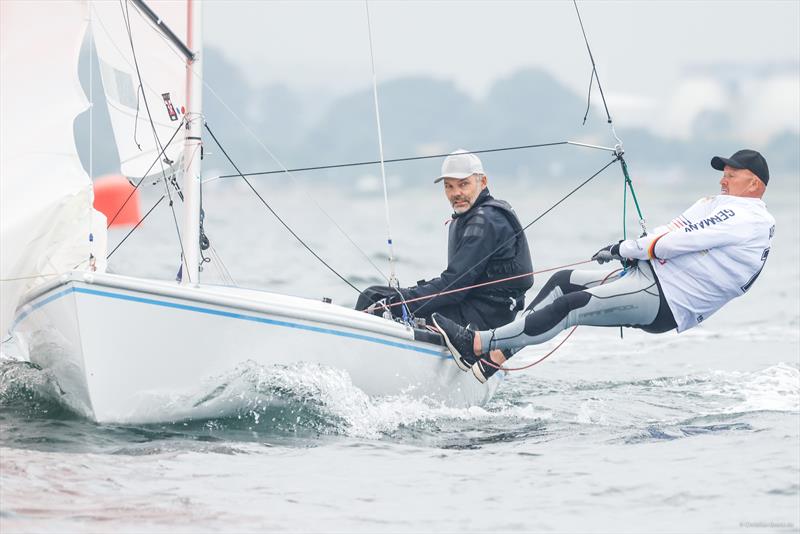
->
<box><xmin>399</xmin><ymin>188</ymin><xmax>533</xmax><ymax>329</ymax></box>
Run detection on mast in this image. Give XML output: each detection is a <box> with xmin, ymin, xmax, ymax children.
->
<box><xmin>180</xmin><ymin>0</ymin><xmax>202</xmax><ymax>286</ymax></box>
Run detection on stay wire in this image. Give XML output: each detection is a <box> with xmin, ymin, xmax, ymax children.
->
<box><xmin>107</xmin><ymin>195</ymin><xmax>166</xmax><ymax>259</ymax></box>
<box><xmin>106</xmin><ymin>118</ymin><xmax>185</xmax><ymax>228</ymax></box>
<box><xmin>414</xmin><ymin>156</ymin><xmax>620</xmax><ymax>316</ymax></box>
<box><xmin>120</xmin><ymin>0</ymin><xmax>190</xmax><ymax>280</ymax></box>
<box><xmin>204</xmin><ymin>123</ymin><xmax>364</xmax><ymax>296</ymax></box>
<box><xmin>573</xmin><ymin>0</ymin><xmax>611</xmax><ymax>124</ymax></box>
<box><xmin>364</xmin><ymin>0</ymin><xmax>398</xmax><ymax>288</ymax></box>
<box><xmin>132</xmin><ymin>0</ymin><xmax>393</xmax><ymax>284</ymax></box>
<box><xmin>215</xmin><ymin>141</ymin><xmax>571</xmax><ymax>180</ymax></box>
<box><xmin>120</xmin><ymin>1</ymin><xmax>170</xmax><ymax>171</ymax></box>
<box><xmin>197</xmin><ymin>83</ymin><xmax>390</xmax><ymax>286</ymax></box>
<box><xmin>127</xmin><ymin>10</ymin><xmax>387</xmax><ymax>286</ymax></box>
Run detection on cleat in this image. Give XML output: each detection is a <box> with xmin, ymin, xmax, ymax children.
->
<box><xmin>432</xmin><ymin>313</ymin><xmax>480</xmax><ymax>371</ymax></box>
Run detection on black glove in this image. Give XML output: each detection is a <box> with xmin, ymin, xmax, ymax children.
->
<box><xmin>592</xmin><ymin>242</ymin><xmax>623</xmax><ymax>264</ymax></box>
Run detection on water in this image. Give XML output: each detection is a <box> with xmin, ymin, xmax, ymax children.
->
<box><xmin>2</xmin><ymin>173</ymin><xmax>799</xmax><ymax>533</ymax></box>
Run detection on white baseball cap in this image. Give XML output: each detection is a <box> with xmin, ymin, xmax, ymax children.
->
<box><xmin>433</xmin><ymin>149</ymin><xmax>485</xmax><ymax>183</ymax></box>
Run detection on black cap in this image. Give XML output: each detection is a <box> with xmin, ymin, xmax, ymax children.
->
<box><xmin>711</xmin><ymin>149</ymin><xmax>769</xmax><ymax>185</ymax></box>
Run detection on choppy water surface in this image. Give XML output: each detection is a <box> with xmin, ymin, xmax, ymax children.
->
<box><xmin>2</xmin><ymin>176</ymin><xmax>799</xmax><ymax>533</ymax></box>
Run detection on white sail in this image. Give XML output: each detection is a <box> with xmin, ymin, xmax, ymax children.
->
<box><xmin>90</xmin><ymin>0</ymin><xmax>189</xmax><ymax>183</ymax></box>
<box><xmin>0</xmin><ymin>0</ymin><xmax>107</xmax><ymax>338</ymax></box>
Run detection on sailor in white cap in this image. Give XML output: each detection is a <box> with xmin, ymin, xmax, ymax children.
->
<box><xmin>357</xmin><ymin>149</ymin><xmax>534</xmax><ymax>332</ymax></box>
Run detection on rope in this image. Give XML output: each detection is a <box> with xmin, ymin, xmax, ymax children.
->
<box><xmin>204</xmin><ymin>123</ymin><xmax>364</xmax><ymax>296</ymax></box>
<box><xmin>107</xmin><ymin>3</ymin><xmax>391</xmax><ymax>289</ymax></box>
<box><xmin>364</xmin><ymin>0</ymin><xmax>398</xmax><ymax>288</ymax></box>
<box><xmin>623</xmin><ymin>164</ymin><xmax>628</xmax><ymax>241</ymax></box>
<box><xmin>0</xmin><ymin>273</ymin><xmax>62</xmax><ymax>283</ymax></box>
<box><xmin>619</xmin><ymin>156</ymin><xmax>647</xmax><ymax>236</ymax></box>
<box><xmin>381</xmin><ymin>259</ymin><xmax>594</xmax><ymax>309</ymax></box>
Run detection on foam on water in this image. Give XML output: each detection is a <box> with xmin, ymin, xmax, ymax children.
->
<box><xmin>0</xmin><ymin>361</ymin><xmax>77</xmax><ymax>420</ymax></box>
<box><xmin>710</xmin><ymin>363</ymin><xmax>800</xmax><ymax>414</ymax></box>
<box><xmin>0</xmin><ymin>357</ymin><xmax>552</xmax><ymax>447</ymax></box>
<box><xmin>0</xmin><ymin>354</ymin><xmax>800</xmax><ymax>454</ymax></box>
<box><xmin>159</xmin><ymin>360</ymin><xmax>552</xmax><ymax>440</ymax></box>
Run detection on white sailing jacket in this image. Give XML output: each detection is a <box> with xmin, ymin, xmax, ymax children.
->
<box><xmin>619</xmin><ymin>195</ymin><xmax>775</xmax><ymax>332</ymax></box>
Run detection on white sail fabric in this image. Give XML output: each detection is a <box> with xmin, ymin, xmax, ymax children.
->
<box><xmin>0</xmin><ymin>0</ymin><xmax>107</xmax><ymax>337</ymax></box>
<box><xmin>90</xmin><ymin>0</ymin><xmax>188</xmax><ymax>183</ymax></box>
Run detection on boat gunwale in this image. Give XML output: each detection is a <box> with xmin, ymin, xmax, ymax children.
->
<box><xmin>13</xmin><ymin>271</ymin><xmax>443</xmax><ymax>350</ymax></box>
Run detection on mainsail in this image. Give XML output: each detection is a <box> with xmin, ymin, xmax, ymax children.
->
<box><xmin>90</xmin><ymin>0</ymin><xmax>188</xmax><ymax>183</ymax></box>
<box><xmin>0</xmin><ymin>0</ymin><xmax>107</xmax><ymax>337</ymax></box>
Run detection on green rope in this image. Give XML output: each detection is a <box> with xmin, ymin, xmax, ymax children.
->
<box><xmin>618</xmin><ymin>156</ymin><xmax>647</xmax><ymax>237</ymax></box>
<box><xmin>623</xmin><ymin>168</ymin><xmax>628</xmax><ymax>240</ymax></box>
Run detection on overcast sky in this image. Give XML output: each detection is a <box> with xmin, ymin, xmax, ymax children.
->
<box><xmin>203</xmin><ymin>1</ymin><xmax>800</xmax><ymax>142</ymax></box>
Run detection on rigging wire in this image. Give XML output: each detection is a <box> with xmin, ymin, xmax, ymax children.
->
<box><xmin>119</xmin><ymin>0</ymin><xmax>190</xmax><ymax>280</ymax></box>
<box><xmin>207</xmin><ymin>245</ymin><xmax>237</xmax><ymax>286</ymax></box>
<box><xmin>573</xmin><ymin>0</ymin><xmax>647</xmax><ymax>337</ymax></box>
<box><xmin>383</xmin><ymin>259</ymin><xmax>595</xmax><ymax>309</ymax></box>
<box><xmin>212</xmin><ymin>141</ymin><xmax>573</xmax><ymax>180</ymax></box>
<box><xmin>93</xmin><ymin>2</ymin><xmax>258</xmax><ymax>287</ymax></box>
<box><xmin>198</xmin><ymin>82</ymin><xmax>391</xmax><ymax>286</ymax></box>
<box><xmin>138</xmin><ymin>11</ymin><xmax>393</xmax><ymax>286</ymax></box>
<box><xmin>107</xmin><ymin>195</ymin><xmax>166</xmax><ymax>259</ymax></box>
<box><xmin>572</xmin><ymin>0</ymin><xmax>647</xmax><ymax>238</ymax></box>
<box><xmin>581</xmin><ymin>61</ymin><xmax>595</xmax><ymax>126</ymax></box>
<box><xmin>573</xmin><ymin>1</ymin><xmax>612</xmax><ymax>124</ymax></box>
<box><xmin>106</xmin><ymin>118</ymin><xmax>185</xmax><ymax>228</ymax></box>
<box><xmin>88</xmin><ymin>22</ymin><xmax>96</xmax><ymax>269</ymax></box>
<box><xmin>122</xmin><ymin>0</ymin><xmax>645</xmax><ymax>308</ymax></box>
<box><xmin>173</xmin><ymin>24</ymin><xmax>615</xmax><ymax>297</ymax></box>
<box><xmin>364</xmin><ymin>0</ymin><xmax>398</xmax><ymax>289</ymax></box>
<box><xmin>204</xmin><ymin>122</ymin><xmax>364</xmax><ymax>296</ymax></box>
<box><xmin>95</xmin><ymin>3</ymin><xmax>235</xmax><ymax>281</ymax></box>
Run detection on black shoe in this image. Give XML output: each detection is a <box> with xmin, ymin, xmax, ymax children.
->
<box><xmin>472</xmin><ymin>357</ymin><xmax>500</xmax><ymax>383</ymax></box>
<box><xmin>472</xmin><ymin>347</ymin><xmax>514</xmax><ymax>383</ymax></box>
<box><xmin>431</xmin><ymin>313</ymin><xmax>479</xmax><ymax>372</ymax></box>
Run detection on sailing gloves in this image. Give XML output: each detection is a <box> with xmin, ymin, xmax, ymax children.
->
<box><xmin>592</xmin><ymin>241</ymin><xmax>624</xmax><ymax>264</ymax></box>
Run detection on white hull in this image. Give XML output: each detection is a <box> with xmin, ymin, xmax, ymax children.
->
<box><xmin>11</xmin><ymin>272</ymin><xmax>500</xmax><ymax>423</ymax></box>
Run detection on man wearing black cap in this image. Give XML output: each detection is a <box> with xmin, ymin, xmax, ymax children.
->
<box><xmin>433</xmin><ymin>149</ymin><xmax>775</xmax><ymax>384</ymax></box>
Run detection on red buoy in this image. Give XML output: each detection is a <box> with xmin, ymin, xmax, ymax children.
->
<box><xmin>93</xmin><ymin>174</ymin><xmax>140</xmax><ymax>227</ymax></box>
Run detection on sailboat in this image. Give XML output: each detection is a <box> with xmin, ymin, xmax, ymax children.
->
<box><xmin>0</xmin><ymin>0</ymin><xmax>499</xmax><ymax>424</ymax></box>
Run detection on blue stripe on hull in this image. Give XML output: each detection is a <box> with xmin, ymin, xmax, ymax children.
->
<box><xmin>16</xmin><ymin>285</ymin><xmax>445</xmax><ymax>358</ymax></box>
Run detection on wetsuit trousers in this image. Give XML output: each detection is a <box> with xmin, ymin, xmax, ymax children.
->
<box><xmin>479</xmin><ymin>261</ymin><xmax>676</xmax><ymax>354</ymax></box>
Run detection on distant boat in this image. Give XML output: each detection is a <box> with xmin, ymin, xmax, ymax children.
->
<box><xmin>0</xmin><ymin>0</ymin><xmax>499</xmax><ymax>424</ymax></box>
